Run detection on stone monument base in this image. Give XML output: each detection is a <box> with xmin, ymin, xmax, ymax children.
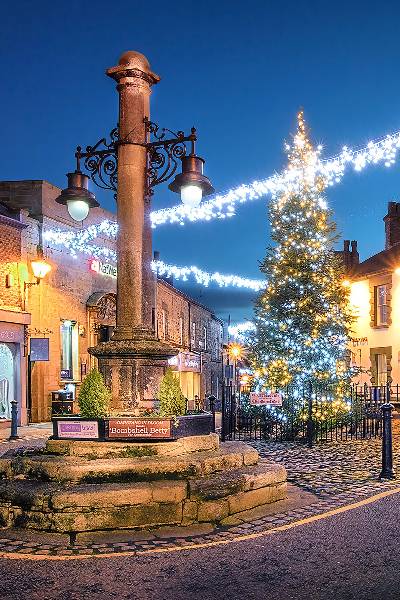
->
<box><xmin>88</xmin><ymin>330</ymin><xmax>178</xmax><ymax>413</ymax></box>
<box><xmin>0</xmin><ymin>435</ymin><xmax>287</xmax><ymax>534</ymax></box>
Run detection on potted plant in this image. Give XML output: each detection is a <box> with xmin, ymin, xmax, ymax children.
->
<box><xmin>52</xmin><ymin>369</ymin><xmax>110</xmax><ymax>440</ymax></box>
<box><xmin>157</xmin><ymin>368</ymin><xmax>213</xmax><ymax>438</ymax></box>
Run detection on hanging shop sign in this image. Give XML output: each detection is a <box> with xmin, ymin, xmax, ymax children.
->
<box><xmin>30</xmin><ymin>338</ymin><xmax>49</xmax><ymax>361</ymax></box>
<box><xmin>89</xmin><ymin>259</ymin><xmax>117</xmax><ymax>278</ymax></box>
<box><xmin>106</xmin><ymin>418</ymin><xmax>172</xmax><ymax>440</ymax></box>
<box><xmin>250</xmin><ymin>392</ymin><xmax>283</xmax><ymax>406</ymax></box>
<box><xmin>168</xmin><ymin>352</ymin><xmax>201</xmax><ymax>373</ymax></box>
<box><xmin>350</xmin><ymin>337</ymin><xmax>368</xmax><ymax>347</ymax></box>
<box><xmin>0</xmin><ymin>322</ymin><xmax>25</xmax><ymax>344</ymax></box>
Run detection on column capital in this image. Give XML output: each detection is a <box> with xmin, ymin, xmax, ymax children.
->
<box><xmin>106</xmin><ymin>51</ymin><xmax>160</xmax><ymax>86</ymax></box>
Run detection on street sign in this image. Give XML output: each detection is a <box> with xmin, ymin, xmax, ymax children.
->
<box><xmin>250</xmin><ymin>392</ymin><xmax>283</xmax><ymax>406</ymax></box>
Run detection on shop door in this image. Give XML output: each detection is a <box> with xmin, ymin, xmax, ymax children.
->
<box><xmin>0</xmin><ymin>343</ymin><xmax>15</xmax><ymax>420</ymax></box>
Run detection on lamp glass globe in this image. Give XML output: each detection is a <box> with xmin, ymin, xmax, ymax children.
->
<box><xmin>67</xmin><ymin>199</ymin><xmax>90</xmax><ymax>221</ymax></box>
<box><xmin>181</xmin><ymin>185</ymin><xmax>202</xmax><ymax>208</ymax></box>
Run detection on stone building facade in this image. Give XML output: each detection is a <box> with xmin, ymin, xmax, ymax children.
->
<box><xmin>0</xmin><ymin>203</ymin><xmax>31</xmax><ymax>426</ymax></box>
<box><xmin>0</xmin><ymin>180</ymin><xmax>224</xmax><ymax>423</ymax></box>
<box><xmin>347</xmin><ymin>201</ymin><xmax>400</xmax><ymax>386</ymax></box>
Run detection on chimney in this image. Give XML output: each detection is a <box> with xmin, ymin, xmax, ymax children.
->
<box><xmin>153</xmin><ymin>250</ymin><xmax>174</xmax><ymax>286</ymax></box>
<box><xmin>384</xmin><ymin>201</ymin><xmax>400</xmax><ymax>249</ymax></box>
<box><xmin>350</xmin><ymin>240</ymin><xmax>359</xmax><ymax>266</ymax></box>
<box><xmin>339</xmin><ymin>239</ymin><xmax>359</xmax><ymax>272</ymax></box>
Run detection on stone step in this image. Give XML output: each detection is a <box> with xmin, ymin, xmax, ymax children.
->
<box><xmin>0</xmin><ymin>442</ymin><xmax>259</xmax><ymax>484</ymax></box>
<box><xmin>45</xmin><ymin>434</ymin><xmax>220</xmax><ymax>459</ymax></box>
<box><xmin>0</xmin><ymin>459</ymin><xmax>287</xmax><ymax>533</ymax></box>
<box><xmin>189</xmin><ymin>459</ymin><xmax>287</xmax><ymax>501</ymax></box>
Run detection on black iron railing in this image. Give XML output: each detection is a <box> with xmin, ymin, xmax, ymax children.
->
<box><xmin>221</xmin><ymin>383</ymin><xmax>391</xmax><ymax>444</ymax></box>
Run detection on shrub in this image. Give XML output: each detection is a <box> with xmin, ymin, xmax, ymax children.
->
<box><xmin>158</xmin><ymin>368</ymin><xmax>186</xmax><ymax>417</ymax></box>
<box><xmin>78</xmin><ymin>368</ymin><xmax>111</xmax><ymax>418</ymax></box>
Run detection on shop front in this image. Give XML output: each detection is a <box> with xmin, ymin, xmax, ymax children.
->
<box><xmin>168</xmin><ymin>351</ymin><xmax>201</xmax><ymax>407</ymax></box>
<box><xmin>0</xmin><ymin>309</ymin><xmax>30</xmax><ymax>426</ymax></box>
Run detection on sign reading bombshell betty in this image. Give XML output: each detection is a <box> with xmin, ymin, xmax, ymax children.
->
<box><xmin>249</xmin><ymin>392</ymin><xmax>283</xmax><ymax>406</ymax></box>
<box><xmin>107</xmin><ymin>418</ymin><xmax>173</xmax><ymax>440</ymax></box>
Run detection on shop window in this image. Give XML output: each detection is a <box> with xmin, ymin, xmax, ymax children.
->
<box><xmin>179</xmin><ymin>316</ymin><xmax>184</xmax><ymax>346</ymax></box>
<box><xmin>376</xmin><ymin>354</ymin><xmax>388</xmax><ymax>386</ymax></box>
<box><xmin>60</xmin><ymin>320</ymin><xmax>78</xmax><ymax>380</ymax></box>
<box><xmin>161</xmin><ymin>309</ymin><xmax>168</xmax><ymax>340</ymax></box>
<box><xmin>98</xmin><ymin>325</ymin><xmax>114</xmax><ymax>343</ymax></box>
<box><xmin>0</xmin><ymin>344</ymin><xmax>14</xmax><ymax>419</ymax></box>
<box><xmin>375</xmin><ymin>284</ymin><xmax>389</xmax><ymax>326</ymax></box>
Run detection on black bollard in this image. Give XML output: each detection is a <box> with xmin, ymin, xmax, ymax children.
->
<box><xmin>380</xmin><ymin>402</ymin><xmax>395</xmax><ymax>479</ymax></box>
<box><xmin>306</xmin><ymin>382</ymin><xmax>314</xmax><ymax>448</ymax></box>
<box><xmin>8</xmin><ymin>400</ymin><xmax>19</xmax><ymax>441</ymax></box>
<box><xmin>208</xmin><ymin>395</ymin><xmax>216</xmax><ymax>433</ymax></box>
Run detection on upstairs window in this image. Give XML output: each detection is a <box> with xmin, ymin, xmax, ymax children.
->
<box><xmin>375</xmin><ymin>284</ymin><xmax>389</xmax><ymax>326</ymax></box>
<box><xmin>179</xmin><ymin>316</ymin><xmax>184</xmax><ymax>346</ymax></box>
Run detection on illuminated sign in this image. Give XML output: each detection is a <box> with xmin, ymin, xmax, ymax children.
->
<box><xmin>168</xmin><ymin>352</ymin><xmax>201</xmax><ymax>373</ymax></box>
<box><xmin>89</xmin><ymin>259</ymin><xmax>117</xmax><ymax>278</ymax></box>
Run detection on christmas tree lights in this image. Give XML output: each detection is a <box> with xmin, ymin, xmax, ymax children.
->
<box><xmin>251</xmin><ymin>111</ymin><xmax>354</xmax><ymax>392</ymax></box>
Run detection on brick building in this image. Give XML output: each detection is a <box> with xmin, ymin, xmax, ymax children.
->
<box><xmin>0</xmin><ymin>202</ymin><xmax>30</xmax><ymax>426</ymax></box>
<box><xmin>0</xmin><ymin>180</ymin><xmax>224</xmax><ymax>423</ymax></box>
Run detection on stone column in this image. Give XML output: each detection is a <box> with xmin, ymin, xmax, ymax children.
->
<box><xmin>88</xmin><ymin>52</ymin><xmax>177</xmax><ymax>414</ymax></box>
<box><xmin>106</xmin><ymin>51</ymin><xmax>159</xmax><ymax>339</ymax></box>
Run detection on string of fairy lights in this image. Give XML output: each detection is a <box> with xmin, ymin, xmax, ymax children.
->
<box><xmin>43</xmin><ymin>123</ymin><xmax>400</xmax><ymax>301</ymax></box>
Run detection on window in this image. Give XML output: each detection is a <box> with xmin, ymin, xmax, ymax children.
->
<box><xmin>203</xmin><ymin>326</ymin><xmax>207</xmax><ymax>351</ymax></box>
<box><xmin>376</xmin><ymin>354</ymin><xmax>388</xmax><ymax>386</ymax></box>
<box><xmin>375</xmin><ymin>284</ymin><xmax>389</xmax><ymax>326</ymax></box>
<box><xmin>60</xmin><ymin>320</ymin><xmax>78</xmax><ymax>379</ymax></box>
<box><xmin>191</xmin><ymin>322</ymin><xmax>196</xmax><ymax>346</ymax></box>
<box><xmin>179</xmin><ymin>316</ymin><xmax>184</xmax><ymax>346</ymax></box>
<box><xmin>161</xmin><ymin>309</ymin><xmax>168</xmax><ymax>340</ymax></box>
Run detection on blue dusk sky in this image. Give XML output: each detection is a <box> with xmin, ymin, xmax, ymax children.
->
<box><xmin>2</xmin><ymin>0</ymin><xmax>400</xmax><ymax>322</ymax></box>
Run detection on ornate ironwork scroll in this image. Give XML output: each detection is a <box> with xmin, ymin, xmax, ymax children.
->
<box><xmin>75</xmin><ymin>127</ymin><xmax>119</xmax><ymax>194</ymax></box>
<box><xmin>144</xmin><ymin>117</ymin><xmax>196</xmax><ymax>196</ymax></box>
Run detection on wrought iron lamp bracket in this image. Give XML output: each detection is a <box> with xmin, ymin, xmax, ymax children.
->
<box><xmin>144</xmin><ymin>117</ymin><xmax>196</xmax><ymax>196</ymax></box>
<box><xmin>75</xmin><ymin>127</ymin><xmax>119</xmax><ymax>196</ymax></box>
<box><xmin>74</xmin><ymin>118</ymin><xmax>196</xmax><ymax>198</ymax></box>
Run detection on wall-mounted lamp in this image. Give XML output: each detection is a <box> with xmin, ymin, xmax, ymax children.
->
<box><xmin>23</xmin><ymin>251</ymin><xmax>52</xmax><ymax>310</ymax></box>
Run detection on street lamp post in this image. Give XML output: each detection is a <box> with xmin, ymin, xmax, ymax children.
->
<box><xmin>55</xmin><ymin>51</ymin><xmax>214</xmax><ymax>414</ymax></box>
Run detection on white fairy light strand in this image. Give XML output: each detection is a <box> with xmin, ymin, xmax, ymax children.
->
<box><xmin>42</xmin><ymin>228</ymin><xmax>265</xmax><ymax>291</ymax></box>
<box><xmin>228</xmin><ymin>321</ymin><xmax>256</xmax><ymax>341</ymax></box>
<box><xmin>150</xmin><ymin>128</ymin><xmax>400</xmax><ymax>227</ymax></box>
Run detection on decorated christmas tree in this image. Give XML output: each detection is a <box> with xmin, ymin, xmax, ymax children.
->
<box><xmin>252</xmin><ymin>111</ymin><xmax>353</xmax><ymax>394</ymax></box>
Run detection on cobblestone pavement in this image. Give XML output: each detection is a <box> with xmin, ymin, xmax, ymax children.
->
<box><xmin>0</xmin><ymin>424</ymin><xmax>50</xmax><ymax>456</ymax></box>
<box><xmin>251</xmin><ymin>435</ymin><xmax>399</xmax><ymax>498</ymax></box>
<box><xmin>0</xmin><ymin>432</ymin><xmax>398</xmax><ymax>558</ymax></box>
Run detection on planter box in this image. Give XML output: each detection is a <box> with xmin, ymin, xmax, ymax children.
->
<box><xmin>51</xmin><ymin>412</ymin><xmax>214</xmax><ymax>442</ymax></box>
<box><xmin>172</xmin><ymin>413</ymin><xmax>214</xmax><ymax>438</ymax></box>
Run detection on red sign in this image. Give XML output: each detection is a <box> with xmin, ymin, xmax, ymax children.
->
<box><xmin>107</xmin><ymin>418</ymin><xmax>172</xmax><ymax>440</ymax></box>
<box><xmin>250</xmin><ymin>392</ymin><xmax>283</xmax><ymax>406</ymax></box>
